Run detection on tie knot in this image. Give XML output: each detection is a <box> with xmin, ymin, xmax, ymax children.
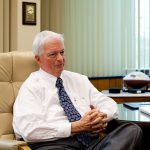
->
<box><xmin>56</xmin><ymin>77</ymin><xmax>63</xmax><ymax>88</ymax></box>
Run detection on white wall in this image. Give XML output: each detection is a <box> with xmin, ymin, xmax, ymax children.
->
<box><xmin>11</xmin><ymin>0</ymin><xmax>40</xmax><ymax>51</ymax></box>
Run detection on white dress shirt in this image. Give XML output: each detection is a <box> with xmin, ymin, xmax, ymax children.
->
<box><xmin>13</xmin><ymin>69</ymin><xmax>118</xmax><ymax>142</ymax></box>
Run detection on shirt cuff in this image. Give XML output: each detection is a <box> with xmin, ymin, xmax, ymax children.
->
<box><xmin>57</xmin><ymin>122</ymin><xmax>71</xmax><ymax>137</ymax></box>
<box><xmin>100</xmin><ymin>108</ymin><xmax>118</xmax><ymax>121</ymax></box>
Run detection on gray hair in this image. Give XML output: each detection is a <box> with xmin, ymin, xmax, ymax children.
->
<box><xmin>32</xmin><ymin>30</ymin><xmax>64</xmax><ymax>56</ymax></box>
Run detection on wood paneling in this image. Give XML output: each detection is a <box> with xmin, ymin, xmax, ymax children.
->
<box><xmin>90</xmin><ymin>78</ymin><xmax>123</xmax><ymax>91</ymax></box>
<box><xmin>97</xmin><ymin>79</ymin><xmax>109</xmax><ymax>91</ymax></box>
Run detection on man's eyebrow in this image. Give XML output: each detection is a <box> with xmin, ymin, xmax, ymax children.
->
<box><xmin>48</xmin><ymin>49</ymin><xmax>64</xmax><ymax>53</ymax></box>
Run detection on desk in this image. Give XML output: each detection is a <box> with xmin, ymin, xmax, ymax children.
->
<box><xmin>102</xmin><ymin>90</ymin><xmax>150</xmax><ymax>103</ymax></box>
<box><xmin>116</xmin><ymin>104</ymin><xmax>150</xmax><ymax>149</ymax></box>
<box><xmin>118</xmin><ymin>104</ymin><xmax>150</xmax><ymax>125</ymax></box>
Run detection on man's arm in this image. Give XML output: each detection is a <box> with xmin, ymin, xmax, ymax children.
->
<box><xmin>13</xmin><ymin>86</ymin><xmax>71</xmax><ymax>142</ymax></box>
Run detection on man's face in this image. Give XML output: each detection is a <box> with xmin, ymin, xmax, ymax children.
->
<box><xmin>35</xmin><ymin>38</ymin><xmax>65</xmax><ymax>77</ymax></box>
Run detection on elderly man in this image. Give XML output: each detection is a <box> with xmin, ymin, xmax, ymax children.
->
<box><xmin>13</xmin><ymin>31</ymin><xmax>142</xmax><ymax>150</ymax></box>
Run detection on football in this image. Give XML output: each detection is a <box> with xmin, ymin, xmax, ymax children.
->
<box><xmin>123</xmin><ymin>71</ymin><xmax>150</xmax><ymax>89</ymax></box>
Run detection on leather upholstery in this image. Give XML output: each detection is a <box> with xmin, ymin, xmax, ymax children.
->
<box><xmin>0</xmin><ymin>51</ymin><xmax>39</xmax><ymax>149</ymax></box>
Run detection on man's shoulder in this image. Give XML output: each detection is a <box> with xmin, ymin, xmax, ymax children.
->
<box><xmin>21</xmin><ymin>71</ymin><xmax>40</xmax><ymax>87</ymax></box>
<box><xmin>62</xmin><ymin>70</ymin><xmax>88</xmax><ymax>80</ymax></box>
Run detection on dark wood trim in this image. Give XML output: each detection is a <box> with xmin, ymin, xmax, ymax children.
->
<box><xmin>112</xmin><ymin>97</ymin><xmax>150</xmax><ymax>103</ymax></box>
<box><xmin>89</xmin><ymin>75</ymin><xmax>124</xmax><ymax>80</ymax></box>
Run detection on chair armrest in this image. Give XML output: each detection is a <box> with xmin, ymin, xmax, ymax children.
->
<box><xmin>0</xmin><ymin>139</ymin><xmax>31</xmax><ymax>150</ymax></box>
<box><xmin>19</xmin><ymin>145</ymin><xmax>31</xmax><ymax>150</ymax></box>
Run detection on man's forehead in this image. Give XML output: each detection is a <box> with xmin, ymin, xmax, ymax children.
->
<box><xmin>45</xmin><ymin>37</ymin><xmax>63</xmax><ymax>46</ymax></box>
<box><xmin>43</xmin><ymin>39</ymin><xmax>64</xmax><ymax>51</ymax></box>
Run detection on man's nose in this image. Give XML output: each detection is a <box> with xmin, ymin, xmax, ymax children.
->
<box><xmin>56</xmin><ymin>53</ymin><xmax>64</xmax><ymax>60</ymax></box>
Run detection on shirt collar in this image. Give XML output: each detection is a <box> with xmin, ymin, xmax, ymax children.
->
<box><xmin>39</xmin><ymin>68</ymin><xmax>64</xmax><ymax>83</ymax></box>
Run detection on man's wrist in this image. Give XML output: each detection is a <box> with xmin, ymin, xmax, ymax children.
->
<box><xmin>71</xmin><ymin>120</ymin><xmax>84</xmax><ymax>134</ymax></box>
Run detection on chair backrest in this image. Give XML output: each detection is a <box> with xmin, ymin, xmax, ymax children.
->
<box><xmin>0</xmin><ymin>51</ymin><xmax>39</xmax><ymax>140</ymax></box>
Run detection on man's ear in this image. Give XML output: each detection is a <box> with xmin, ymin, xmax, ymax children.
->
<box><xmin>35</xmin><ymin>55</ymin><xmax>40</xmax><ymax>64</ymax></box>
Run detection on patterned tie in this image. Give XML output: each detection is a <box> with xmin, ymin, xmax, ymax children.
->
<box><xmin>56</xmin><ymin>77</ymin><xmax>91</xmax><ymax>147</ymax></box>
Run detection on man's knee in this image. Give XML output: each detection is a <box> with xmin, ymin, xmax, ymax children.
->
<box><xmin>98</xmin><ymin>123</ymin><xmax>143</xmax><ymax>150</ymax></box>
<box><xmin>125</xmin><ymin>123</ymin><xmax>142</xmax><ymax>137</ymax></box>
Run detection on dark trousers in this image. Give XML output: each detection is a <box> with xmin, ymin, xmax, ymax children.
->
<box><xmin>28</xmin><ymin>123</ymin><xmax>142</xmax><ymax>150</ymax></box>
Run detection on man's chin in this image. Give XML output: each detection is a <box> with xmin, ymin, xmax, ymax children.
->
<box><xmin>57</xmin><ymin>67</ymin><xmax>64</xmax><ymax>73</ymax></box>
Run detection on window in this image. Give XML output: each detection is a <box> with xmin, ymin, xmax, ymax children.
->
<box><xmin>126</xmin><ymin>0</ymin><xmax>150</xmax><ymax>75</ymax></box>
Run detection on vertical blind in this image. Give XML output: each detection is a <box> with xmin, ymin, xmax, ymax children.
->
<box><xmin>42</xmin><ymin>0</ymin><xmax>150</xmax><ymax>77</ymax></box>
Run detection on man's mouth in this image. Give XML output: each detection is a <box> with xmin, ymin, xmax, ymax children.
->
<box><xmin>56</xmin><ymin>63</ymin><xmax>64</xmax><ymax>67</ymax></box>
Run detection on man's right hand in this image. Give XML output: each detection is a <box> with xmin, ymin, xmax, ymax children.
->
<box><xmin>71</xmin><ymin>108</ymin><xmax>108</xmax><ymax>134</ymax></box>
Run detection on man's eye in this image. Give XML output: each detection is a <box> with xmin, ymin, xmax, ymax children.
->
<box><xmin>60</xmin><ymin>51</ymin><xmax>64</xmax><ymax>55</ymax></box>
<box><xmin>47</xmin><ymin>51</ymin><xmax>64</xmax><ymax>58</ymax></box>
<box><xmin>47</xmin><ymin>53</ymin><xmax>56</xmax><ymax>57</ymax></box>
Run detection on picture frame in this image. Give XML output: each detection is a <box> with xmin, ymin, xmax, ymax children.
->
<box><xmin>22</xmin><ymin>2</ymin><xmax>36</xmax><ymax>25</ymax></box>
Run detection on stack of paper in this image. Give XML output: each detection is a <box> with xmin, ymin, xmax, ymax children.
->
<box><xmin>139</xmin><ymin>106</ymin><xmax>150</xmax><ymax>116</ymax></box>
